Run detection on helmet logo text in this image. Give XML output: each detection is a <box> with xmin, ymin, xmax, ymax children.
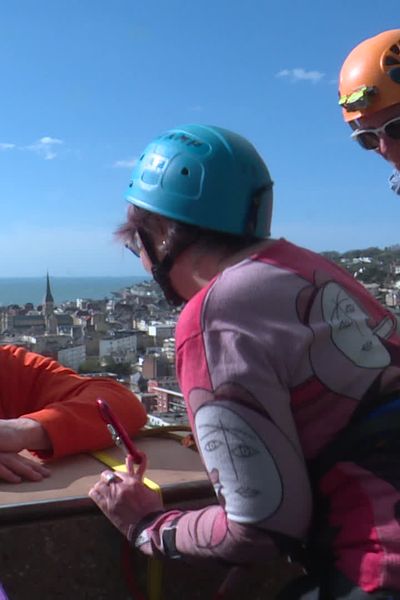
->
<box><xmin>160</xmin><ymin>132</ymin><xmax>204</xmax><ymax>148</ymax></box>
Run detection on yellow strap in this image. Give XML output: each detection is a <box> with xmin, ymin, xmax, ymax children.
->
<box><xmin>92</xmin><ymin>450</ymin><xmax>160</xmax><ymax>491</ymax></box>
<box><xmin>92</xmin><ymin>450</ymin><xmax>163</xmax><ymax>600</ymax></box>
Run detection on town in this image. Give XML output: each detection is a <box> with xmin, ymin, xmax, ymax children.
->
<box><xmin>321</xmin><ymin>244</ymin><xmax>400</xmax><ymax>310</ymax></box>
<box><xmin>0</xmin><ymin>274</ymin><xmax>185</xmax><ymax>428</ymax></box>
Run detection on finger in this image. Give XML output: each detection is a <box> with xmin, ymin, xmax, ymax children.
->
<box><xmin>36</xmin><ymin>464</ymin><xmax>51</xmax><ymax>477</ymax></box>
<box><xmin>89</xmin><ymin>477</ymin><xmax>112</xmax><ymax>498</ymax></box>
<box><xmin>0</xmin><ymin>464</ymin><xmax>22</xmax><ymax>484</ymax></box>
<box><xmin>4</xmin><ymin>454</ymin><xmax>50</xmax><ymax>481</ymax></box>
<box><xmin>100</xmin><ymin>470</ymin><xmax>115</xmax><ymax>484</ymax></box>
<box><xmin>88</xmin><ymin>486</ymin><xmax>101</xmax><ymax>501</ymax></box>
<box><xmin>8</xmin><ymin>460</ymin><xmax>46</xmax><ymax>482</ymax></box>
<box><xmin>135</xmin><ymin>452</ymin><xmax>147</xmax><ymax>481</ymax></box>
<box><xmin>100</xmin><ymin>470</ymin><xmax>122</xmax><ymax>485</ymax></box>
<box><xmin>19</xmin><ymin>457</ymin><xmax>51</xmax><ymax>477</ymax></box>
<box><xmin>88</xmin><ymin>483</ymin><xmax>119</xmax><ymax>510</ymax></box>
<box><xmin>88</xmin><ymin>486</ymin><xmax>109</xmax><ymax>512</ymax></box>
<box><xmin>126</xmin><ymin>455</ymin><xmax>134</xmax><ymax>475</ymax></box>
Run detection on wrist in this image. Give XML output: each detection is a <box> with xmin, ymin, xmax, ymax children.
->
<box><xmin>128</xmin><ymin>510</ymin><xmax>165</xmax><ymax>546</ymax></box>
<box><xmin>12</xmin><ymin>418</ymin><xmax>52</xmax><ymax>451</ymax></box>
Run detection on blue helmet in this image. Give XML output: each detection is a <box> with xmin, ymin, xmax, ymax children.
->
<box><xmin>125</xmin><ymin>124</ymin><xmax>273</xmax><ymax>239</ymax></box>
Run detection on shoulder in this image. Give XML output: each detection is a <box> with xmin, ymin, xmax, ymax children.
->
<box><xmin>176</xmin><ymin>283</ymin><xmax>212</xmax><ymax>349</ymax></box>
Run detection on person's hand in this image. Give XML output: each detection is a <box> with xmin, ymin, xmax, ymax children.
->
<box><xmin>0</xmin><ymin>419</ymin><xmax>27</xmax><ymax>452</ymax></box>
<box><xmin>88</xmin><ymin>455</ymin><xmax>164</xmax><ymax>539</ymax></box>
<box><xmin>0</xmin><ymin>418</ymin><xmax>51</xmax><ymax>453</ymax></box>
<box><xmin>0</xmin><ymin>452</ymin><xmax>51</xmax><ymax>483</ymax></box>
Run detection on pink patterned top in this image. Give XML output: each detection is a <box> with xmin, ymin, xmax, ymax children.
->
<box><xmin>135</xmin><ymin>239</ymin><xmax>400</xmax><ymax>592</ymax></box>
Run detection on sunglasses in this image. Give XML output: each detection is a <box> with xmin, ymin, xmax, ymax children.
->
<box><xmin>351</xmin><ymin>116</ymin><xmax>400</xmax><ymax>150</ymax></box>
<box><xmin>124</xmin><ymin>231</ymin><xmax>143</xmax><ymax>258</ymax></box>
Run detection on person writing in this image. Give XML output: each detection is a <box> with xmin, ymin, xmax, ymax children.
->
<box><xmin>338</xmin><ymin>29</ymin><xmax>400</xmax><ymax>194</ymax></box>
<box><xmin>90</xmin><ymin>124</ymin><xmax>400</xmax><ymax>598</ymax></box>
<box><xmin>0</xmin><ymin>344</ymin><xmax>147</xmax><ymax>483</ymax></box>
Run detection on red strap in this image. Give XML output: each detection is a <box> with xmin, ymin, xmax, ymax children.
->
<box><xmin>121</xmin><ymin>539</ymin><xmax>147</xmax><ymax>600</ymax></box>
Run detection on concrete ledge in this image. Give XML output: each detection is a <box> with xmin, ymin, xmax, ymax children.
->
<box><xmin>0</xmin><ymin>512</ymin><xmax>301</xmax><ymax>599</ymax></box>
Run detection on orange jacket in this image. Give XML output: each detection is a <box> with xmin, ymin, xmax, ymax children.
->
<box><xmin>0</xmin><ymin>345</ymin><xmax>147</xmax><ymax>459</ymax></box>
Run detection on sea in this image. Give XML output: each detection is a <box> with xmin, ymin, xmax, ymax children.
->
<box><xmin>0</xmin><ymin>276</ymin><xmax>150</xmax><ymax>307</ymax></box>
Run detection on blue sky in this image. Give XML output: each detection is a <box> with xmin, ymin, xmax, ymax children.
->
<box><xmin>0</xmin><ymin>1</ymin><xmax>399</xmax><ymax>276</ymax></box>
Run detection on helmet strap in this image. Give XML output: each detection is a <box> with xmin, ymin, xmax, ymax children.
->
<box><xmin>245</xmin><ymin>184</ymin><xmax>272</xmax><ymax>236</ymax></box>
<box><xmin>151</xmin><ymin>260</ymin><xmax>184</xmax><ymax>307</ymax></box>
<box><xmin>138</xmin><ymin>227</ymin><xmax>195</xmax><ymax>307</ymax></box>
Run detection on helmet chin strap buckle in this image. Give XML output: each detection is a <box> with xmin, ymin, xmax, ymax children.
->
<box><xmin>338</xmin><ymin>85</ymin><xmax>378</xmax><ymax>112</ymax></box>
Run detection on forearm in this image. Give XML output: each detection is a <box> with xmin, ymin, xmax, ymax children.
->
<box><xmin>134</xmin><ymin>505</ymin><xmax>279</xmax><ymax>564</ymax></box>
<box><xmin>0</xmin><ymin>345</ymin><xmax>146</xmax><ymax>459</ymax></box>
<box><xmin>16</xmin><ymin>418</ymin><xmax>52</xmax><ymax>450</ymax></box>
<box><xmin>23</xmin><ymin>378</ymin><xmax>147</xmax><ymax>459</ymax></box>
<box><xmin>0</xmin><ymin>418</ymin><xmax>51</xmax><ymax>453</ymax></box>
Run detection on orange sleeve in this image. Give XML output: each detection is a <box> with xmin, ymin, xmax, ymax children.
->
<box><xmin>0</xmin><ymin>345</ymin><xmax>147</xmax><ymax>459</ymax></box>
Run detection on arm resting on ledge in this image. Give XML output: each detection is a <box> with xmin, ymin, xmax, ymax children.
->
<box><xmin>0</xmin><ymin>345</ymin><xmax>147</xmax><ymax>459</ymax></box>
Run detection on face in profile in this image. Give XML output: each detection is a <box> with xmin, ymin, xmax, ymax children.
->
<box><xmin>353</xmin><ymin>103</ymin><xmax>400</xmax><ymax>170</ymax></box>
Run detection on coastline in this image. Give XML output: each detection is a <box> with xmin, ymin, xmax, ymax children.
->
<box><xmin>0</xmin><ymin>276</ymin><xmax>150</xmax><ymax>306</ymax></box>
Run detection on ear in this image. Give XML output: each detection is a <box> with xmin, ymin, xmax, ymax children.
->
<box><xmin>145</xmin><ymin>215</ymin><xmax>169</xmax><ymax>260</ymax></box>
<box><xmin>152</xmin><ymin>215</ymin><xmax>170</xmax><ymax>249</ymax></box>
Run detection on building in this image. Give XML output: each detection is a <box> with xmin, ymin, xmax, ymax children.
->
<box><xmin>147</xmin><ymin>412</ymin><xmax>188</xmax><ymax>427</ymax></box>
<box><xmin>57</xmin><ymin>344</ymin><xmax>86</xmax><ymax>371</ymax></box>
<box><xmin>141</xmin><ymin>353</ymin><xmax>170</xmax><ymax>379</ymax></box>
<box><xmin>385</xmin><ymin>290</ymin><xmax>400</xmax><ymax>308</ymax></box>
<box><xmin>146</xmin><ymin>381</ymin><xmax>185</xmax><ymax>413</ymax></box>
<box><xmin>1</xmin><ymin>313</ymin><xmax>45</xmax><ymax>334</ymax></box>
<box><xmin>43</xmin><ymin>272</ymin><xmax>57</xmax><ymax>335</ymax></box>
<box><xmin>99</xmin><ymin>333</ymin><xmax>137</xmax><ymax>361</ymax></box>
<box><xmin>162</xmin><ymin>337</ymin><xmax>175</xmax><ymax>363</ymax></box>
<box><xmin>0</xmin><ymin>274</ymin><xmax>73</xmax><ymax>335</ymax></box>
<box><xmin>362</xmin><ymin>283</ymin><xmax>380</xmax><ymax>298</ymax></box>
<box><xmin>148</xmin><ymin>322</ymin><xmax>175</xmax><ymax>344</ymax></box>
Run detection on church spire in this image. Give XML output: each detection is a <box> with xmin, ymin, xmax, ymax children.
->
<box><xmin>45</xmin><ymin>271</ymin><xmax>54</xmax><ymax>304</ymax></box>
<box><xmin>43</xmin><ymin>272</ymin><xmax>57</xmax><ymax>334</ymax></box>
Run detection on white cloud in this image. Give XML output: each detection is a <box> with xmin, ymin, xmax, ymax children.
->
<box><xmin>276</xmin><ymin>68</ymin><xmax>325</xmax><ymax>84</ymax></box>
<box><xmin>0</xmin><ymin>137</ymin><xmax>65</xmax><ymax>159</ymax></box>
<box><xmin>113</xmin><ymin>157</ymin><xmax>137</xmax><ymax>169</ymax></box>
<box><xmin>25</xmin><ymin>136</ymin><xmax>64</xmax><ymax>160</ymax></box>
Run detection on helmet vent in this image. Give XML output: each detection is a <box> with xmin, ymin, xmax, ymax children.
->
<box><xmin>383</xmin><ymin>42</ymin><xmax>400</xmax><ymax>84</ymax></box>
<box><xmin>389</xmin><ymin>67</ymin><xmax>400</xmax><ymax>84</ymax></box>
<box><xmin>384</xmin><ymin>56</ymin><xmax>400</xmax><ymax>66</ymax></box>
<box><xmin>181</xmin><ymin>167</ymin><xmax>190</xmax><ymax>176</ymax></box>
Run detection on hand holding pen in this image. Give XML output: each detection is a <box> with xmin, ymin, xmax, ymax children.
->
<box><xmin>88</xmin><ymin>399</ymin><xmax>163</xmax><ymax>540</ymax></box>
<box><xmin>96</xmin><ymin>398</ymin><xmax>146</xmax><ymax>469</ymax></box>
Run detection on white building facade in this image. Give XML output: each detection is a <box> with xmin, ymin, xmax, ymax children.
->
<box><xmin>99</xmin><ymin>334</ymin><xmax>137</xmax><ymax>359</ymax></box>
<box><xmin>57</xmin><ymin>345</ymin><xmax>86</xmax><ymax>371</ymax></box>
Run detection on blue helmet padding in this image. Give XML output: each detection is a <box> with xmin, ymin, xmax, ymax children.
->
<box><xmin>125</xmin><ymin>124</ymin><xmax>273</xmax><ymax>238</ymax></box>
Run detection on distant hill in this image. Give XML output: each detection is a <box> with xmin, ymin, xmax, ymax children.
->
<box><xmin>321</xmin><ymin>245</ymin><xmax>400</xmax><ymax>285</ymax></box>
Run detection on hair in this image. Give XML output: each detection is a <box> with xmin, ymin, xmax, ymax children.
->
<box><xmin>116</xmin><ymin>204</ymin><xmax>260</xmax><ymax>260</ymax></box>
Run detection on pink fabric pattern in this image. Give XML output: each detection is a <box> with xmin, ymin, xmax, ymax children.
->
<box><xmin>140</xmin><ymin>239</ymin><xmax>400</xmax><ymax>591</ymax></box>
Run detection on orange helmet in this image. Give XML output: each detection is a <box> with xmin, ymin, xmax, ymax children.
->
<box><xmin>339</xmin><ymin>29</ymin><xmax>400</xmax><ymax>123</ymax></box>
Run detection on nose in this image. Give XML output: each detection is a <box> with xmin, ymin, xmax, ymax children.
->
<box><xmin>378</xmin><ymin>133</ymin><xmax>400</xmax><ymax>168</ymax></box>
<box><xmin>378</xmin><ymin>134</ymin><xmax>389</xmax><ymax>156</ymax></box>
